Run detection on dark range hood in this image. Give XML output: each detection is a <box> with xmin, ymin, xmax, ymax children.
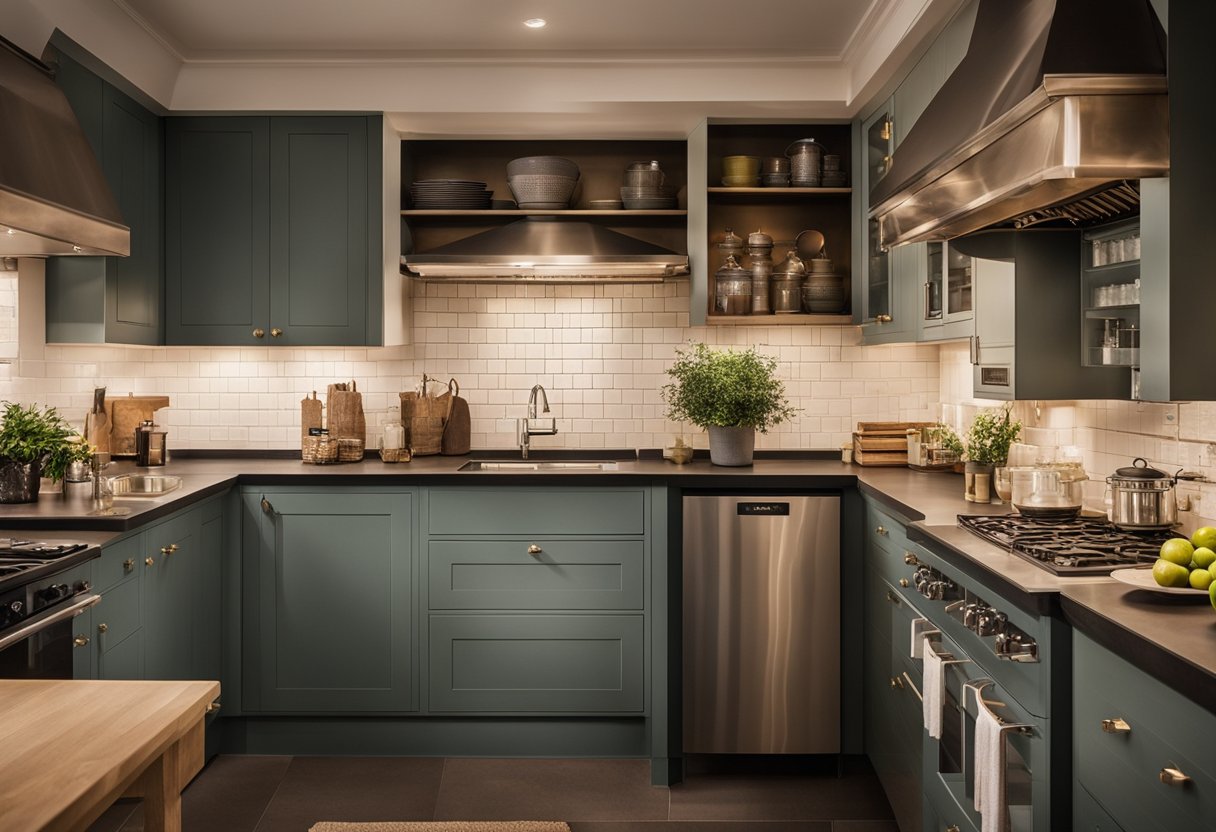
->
<box><xmin>0</xmin><ymin>37</ymin><xmax>129</xmax><ymax>257</ymax></box>
<box><xmin>871</xmin><ymin>0</ymin><xmax>1168</xmax><ymax>247</ymax></box>
<box><xmin>402</xmin><ymin>217</ymin><xmax>689</xmax><ymax>283</ymax></box>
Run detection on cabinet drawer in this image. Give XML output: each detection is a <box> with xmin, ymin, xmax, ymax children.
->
<box><xmin>428</xmin><ymin>614</ymin><xmax>644</xmax><ymax>713</ymax></box>
<box><xmin>1074</xmin><ymin>632</ymin><xmax>1216</xmax><ymax>832</ymax></box>
<box><xmin>428</xmin><ymin>489</ymin><xmax>645</xmax><ymax>536</ymax></box>
<box><xmin>866</xmin><ymin>501</ymin><xmax>910</xmax><ymax>554</ymax></box>
<box><xmin>95</xmin><ymin>534</ymin><xmax>142</xmax><ymax>593</ymax></box>
<box><xmin>429</xmin><ymin>539</ymin><xmax>643</xmax><ymax>610</ymax></box>
<box><xmin>94</xmin><ymin>575</ymin><xmax>141</xmax><ymax>653</ymax></box>
<box><xmin>1074</xmin><ymin>781</ymin><xmax>1127</xmax><ymax>832</ymax></box>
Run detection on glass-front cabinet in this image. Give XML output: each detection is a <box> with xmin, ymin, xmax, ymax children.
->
<box><xmin>857</xmin><ymin>98</ymin><xmax>905</xmax><ymax>338</ymax></box>
<box><xmin>920</xmin><ymin>240</ymin><xmax>974</xmax><ymax>341</ymax></box>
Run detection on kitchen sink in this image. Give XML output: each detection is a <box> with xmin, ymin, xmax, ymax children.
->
<box><xmin>459</xmin><ymin>460</ymin><xmax>620</xmax><ymax>472</ymax></box>
<box><xmin>109</xmin><ymin>474</ymin><xmax>183</xmax><ymax>497</ymax></box>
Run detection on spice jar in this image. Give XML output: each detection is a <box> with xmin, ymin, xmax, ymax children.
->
<box><xmin>714</xmin><ymin>255</ymin><xmax>752</xmax><ymax>316</ymax></box>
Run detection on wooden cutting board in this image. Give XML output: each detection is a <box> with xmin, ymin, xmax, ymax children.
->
<box><xmin>107</xmin><ymin>395</ymin><xmax>170</xmax><ymax>456</ymax></box>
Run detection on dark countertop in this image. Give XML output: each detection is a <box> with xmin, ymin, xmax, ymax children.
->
<box><xmin>5</xmin><ymin>453</ymin><xmax>1213</xmax><ymax>713</ymax></box>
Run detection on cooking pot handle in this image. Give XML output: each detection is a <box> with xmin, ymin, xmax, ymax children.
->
<box><xmin>1132</xmin><ymin>457</ymin><xmax>1149</xmax><ymax>468</ymax></box>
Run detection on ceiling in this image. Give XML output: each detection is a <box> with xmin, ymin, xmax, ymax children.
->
<box><xmin>114</xmin><ymin>0</ymin><xmax>883</xmax><ymax>59</ymax></box>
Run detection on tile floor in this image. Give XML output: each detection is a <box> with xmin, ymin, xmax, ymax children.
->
<box><xmin>86</xmin><ymin>755</ymin><xmax>896</xmax><ymax>832</ymax></box>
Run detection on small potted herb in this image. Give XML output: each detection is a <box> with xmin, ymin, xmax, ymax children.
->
<box><xmin>0</xmin><ymin>402</ymin><xmax>92</xmax><ymax>503</ymax></box>
<box><xmin>963</xmin><ymin>409</ymin><xmax>1021</xmax><ymax>502</ymax></box>
<box><xmin>661</xmin><ymin>343</ymin><xmax>797</xmax><ymax>466</ymax></box>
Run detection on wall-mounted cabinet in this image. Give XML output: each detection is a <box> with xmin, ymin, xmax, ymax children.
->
<box><xmin>1081</xmin><ymin>219</ymin><xmax>1141</xmax><ymax>373</ymax></box>
<box><xmin>399</xmin><ymin>139</ymin><xmax>688</xmax><ymax>277</ymax></box>
<box><xmin>689</xmin><ymin>121</ymin><xmax>853</xmax><ymax>325</ymax></box>
<box><xmin>918</xmin><ymin>240</ymin><xmax>974</xmax><ymax>342</ymax></box>
<box><xmin>45</xmin><ymin>51</ymin><xmax>163</xmax><ymax>346</ymax></box>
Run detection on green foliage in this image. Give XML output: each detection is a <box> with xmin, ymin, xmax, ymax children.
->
<box><xmin>661</xmin><ymin>343</ymin><xmax>797</xmax><ymax>433</ymax></box>
<box><xmin>0</xmin><ymin>402</ymin><xmax>91</xmax><ymax>482</ymax></box>
<box><xmin>928</xmin><ymin>423</ymin><xmax>964</xmax><ymax>458</ymax></box>
<box><xmin>965</xmin><ymin>408</ymin><xmax>1022</xmax><ymax>465</ymax></box>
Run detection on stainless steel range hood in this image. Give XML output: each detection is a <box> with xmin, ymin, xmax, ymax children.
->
<box><xmin>0</xmin><ymin>37</ymin><xmax>129</xmax><ymax>257</ymax></box>
<box><xmin>402</xmin><ymin>217</ymin><xmax>689</xmax><ymax>282</ymax></box>
<box><xmin>871</xmin><ymin>0</ymin><xmax>1168</xmax><ymax>247</ymax></box>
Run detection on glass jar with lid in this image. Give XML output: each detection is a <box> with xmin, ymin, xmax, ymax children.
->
<box><xmin>771</xmin><ymin>250</ymin><xmax>806</xmax><ymax>314</ymax></box>
<box><xmin>714</xmin><ymin>255</ymin><xmax>752</xmax><ymax>316</ymax></box>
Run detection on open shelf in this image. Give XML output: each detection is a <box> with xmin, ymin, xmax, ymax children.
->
<box><xmin>707</xmin><ymin>313</ymin><xmax>852</xmax><ymax>326</ymax></box>
<box><xmin>402</xmin><ymin>209</ymin><xmax>687</xmax><ymax>218</ymax></box>
<box><xmin>707</xmin><ymin>187</ymin><xmax>851</xmax><ymax>195</ymax></box>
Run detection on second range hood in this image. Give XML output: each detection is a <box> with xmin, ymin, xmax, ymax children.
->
<box><xmin>402</xmin><ymin>218</ymin><xmax>689</xmax><ymax>283</ymax></box>
<box><xmin>871</xmin><ymin>0</ymin><xmax>1168</xmax><ymax>247</ymax></box>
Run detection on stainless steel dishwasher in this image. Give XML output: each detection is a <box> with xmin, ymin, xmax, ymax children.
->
<box><xmin>683</xmin><ymin>494</ymin><xmax>840</xmax><ymax>754</ymax></box>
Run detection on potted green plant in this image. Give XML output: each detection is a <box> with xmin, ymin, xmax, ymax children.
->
<box><xmin>963</xmin><ymin>409</ymin><xmax>1021</xmax><ymax>502</ymax></box>
<box><xmin>661</xmin><ymin>343</ymin><xmax>797</xmax><ymax>466</ymax></box>
<box><xmin>0</xmin><ymin>402</ymin><xmax>93</xmax><ymax>503</ymax></box>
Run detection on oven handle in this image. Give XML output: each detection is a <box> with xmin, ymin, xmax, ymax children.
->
<box><xmin>0</xmin><ymin>594</ymin><xmax>101</xmax><ymax>653</ymax></box>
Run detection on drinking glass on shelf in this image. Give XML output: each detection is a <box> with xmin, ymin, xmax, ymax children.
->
<box><xmin>1092</xmin><ymin>240</ymin><xmax>1105</xmax><ymax>267</ymax></box>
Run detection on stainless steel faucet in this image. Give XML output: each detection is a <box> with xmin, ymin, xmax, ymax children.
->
<box><xmin>520</xmin><ymin>384</ymin><xmax>558</xmax><ymax>459</ymax></box>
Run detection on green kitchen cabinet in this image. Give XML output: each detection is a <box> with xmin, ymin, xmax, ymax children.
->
<box><xmin>46</xmin><ymin>51</ymin><xmax>163</xmax><ymax>345</ymax></box>
<box><xmin>142</xmin><ymin>510</ymin><xmax>200</xmax><ymax>681</ymax></box>
<box><xmin>241</xmin><ymin>488</ymin><xmax>415</xmax><ymax>712</ymax></box>
<box><xmin>166</xmin><ymin>115</ymin><xmax>382</xmax><ymax>347</ymax></box>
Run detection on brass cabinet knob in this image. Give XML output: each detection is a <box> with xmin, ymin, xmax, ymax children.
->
<box><xmin>270</xmin><ymin>328</ymin><xmax>283</xmax><ymax>337</ymax></box>
<box><xmin>161</xmin><ymin>543</ymin><xmax>179</xmax><ymax>555</ymax></box>
<box><xmin>904</xmin><ymin>552</ymin><xmax>921</xmax><ymax>566</ymax></box>
<box><xmin>875</xmin><ymin>526</ymin><xmax>888</xmax><ymax>536</ymax></box>
<box><xmin>253</xmin><ymin>328</ymin><xmax>265</xmax><ymax>338</ymax></box>
<box><xmin>145</xmin><ymin>556</ymin><xmax>155</xmax><ymax>566</ymax></box>
<box><xmin>527</xmin><ymin>544</ymin><xmax>542</xmax><ymax>555</ymax></box>
<box><xmin>123</xmin><ymin>558</ymin><xmax>134</xmax><ymax>572</ymax></box>
<box><xmin>206</xmin><ymin>700</ymin><xmax>222</xmax><ymax>715</ymax></box>
<box><xmin>73</xmin><ymin>635</ymin><xmax>90</xmax><ymax>647</ymax></box>
<box><xmin>1101</xmin><ymin>718</ymin><xmax>1131</xmax><ymax>734</ymax></box>
<box><xmin>876</xmin><ymin>314</ymin><xmax>893</xmax><ymax>324</ymax></box>
<box><xmin>1160</xmin><ymin>766</ymin><xmax>1191</xmax><ymax>787</ymax></box>
<box><xmin>899</xmin><ymin>578</ymin><xmax>910</xmax><ymax>588</ymax></box>
<box><xmin>97</xmin><ymin>623</ymin><xmax>108</xmax><ymax>634</ymax></box>
<box><xmin>885</xmin><ymin>590</ymin><xmax>901</xmax><ymax>606</ymax></box>
<box><xmin>889</xmin><ymin>676</ymin><xmax>904</xmax><ymax>690</ymax></box>
<box><xmin>946</xmin><ymin>826</ymin><xmax>961</xmax><ymax>832</ymax></box>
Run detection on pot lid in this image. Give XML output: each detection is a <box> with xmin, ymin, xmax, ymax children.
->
<box><xmin>774</xmin><ymin>250</ymin><xmax>806</xmax><ymax>277</ymax></box>
<box><xmin>714</xmin><ymin>254</ymin><xmax>746</xmax><ymax>278</ymax></box>
<box><xmin>1113</xmin><ymin>457</ymin><xmax>1169</xmax><ymax>479</ymax></box>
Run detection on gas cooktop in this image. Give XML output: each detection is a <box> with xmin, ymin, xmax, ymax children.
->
<box><xmin>0</xmin><ymin>539</ymin><xmax>94</xmax><ymax>588</ymax></box>
<box><xmin>957</xmin><ymin>514</ymin><xmax>1178</xmax><ymax>576</ymax></box>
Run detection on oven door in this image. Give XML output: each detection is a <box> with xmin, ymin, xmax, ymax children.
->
<box><xmin>925</xmin><ymin>634</ymin><xmax>1040</xmax><ymax>832</ymax></box>
<box><xmin>0</xmin><ymin>594</ymin><xmax>100</xmax><ymax>679</ymax></box>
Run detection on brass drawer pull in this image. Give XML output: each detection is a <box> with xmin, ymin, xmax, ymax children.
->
<box><xmin>253</xmin><ymin>328</ymin><xmax>265</xmax><ymax>338</ymax></box>
<box><xmin>876</xmin><ymin>314</ymin><xmax>893</xmax><ymax>324</ymax></box>
<box><xmin>946</xmin><ymin>826</ymin><xmax>960</xmax><ymax>832</ymax></box>
<box><xmin>875</xmin><ymin>526</ymin><xmax>888</xmax><ymax>536</ymax></box>
<box><xmin>97</xmin><ymin>623</ymin><xmax>108</xmax><ymax>634</ymax></box>
<box><xmin>889</xmin><ymin>676</ymin><xmax>904</xmax><ymax>690</ymax></box>
<box><xmin>145</xmin><ymin>556</ymin><xmax>155</xmax><ymax>567</ymax></box>
<box><xmin>161</xmin><ymin>543</ymin><xmax>179</xmax><ymax>555</ymax></box>
<box><xmin>899</xmin><ymin>578</ymin><xmax>910</xmax><ymax>588</ymax></box>
<box><xmin>1101</xmin><ymin>718</ymin><xmax>1131</xmax><ymax>734</ymax></box>
<box><xmin>73</xmin><ymin>635</ymin><xmax>90</xmax><ymax>647</ymax></box>
<box><xmin>527</xmin><ymin>544</ymin><xmax>542</xmax><ymax>556</ymax></box>
<box><xmin>271</xmin><ymin>328</ymin><xmax>283</xmax><ymax>338</ymax></box>
<box><xmin>885</xmin><ymin>590</ymin><xmax>901</xmax><ymax>605</ymax></box>
<box><xmin>904</xmin><ymin>552</ymin><xmax>920</xmax><ymax>566</ymax></box>
<box><xmin>123</xmin><ymin>558</ymin><xmax>134</xmax><ymax>572</ymax></box>
<box><xmin>206</xmin><ymin>700</ymin><xmax>222</xmax><ymax>715</ymax></box>
<box><xmin>1160</xmin><ymin>766</ymin><xmax>1191</xmax><ymax>787</ymax></box>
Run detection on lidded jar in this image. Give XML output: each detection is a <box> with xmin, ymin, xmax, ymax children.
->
<box><xmin>714</xmin><ymin>255</ymin><xmax>752</xmax><ymax>316</ymax></box>
<box><xmin>716</xmin><ymin>227</ymin><xmax>745</xmax><ymax>266</ymax></box>
<box><xmin>771</xmin><ymin>250</ymin><xmax>806</xmax><ymax>314</ymax></box>
<box><xmin>786</xmin><ymin>138</ymin><xmax>825</xmax><ymax>186</ymax></box>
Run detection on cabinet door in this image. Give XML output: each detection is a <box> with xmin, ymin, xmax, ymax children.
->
<box><xmin>245</xmin><ymin>490</ymin><xmax>413</xmax><ymax>712</ymax></box>
<box><xmin>143</xmin><ymin>511</ymin><xmax>198</xmax><ymax>680</ymax></box>
<box><xmin>194</xmin><ymin>504</ymin><xmax>223</xmax><ymax>683</ymax></box>
<box><xmin>46</xmin><ymin>55</ymin><xmax>162</xmax><ymax>345</ymax></box>
<box><xmin>859</xmin><ymin>100</ymin><xmax>895</xmax><ymax>327</ymax></box>
<box><xmin>269</xmin><ymin>118</ymin><xmax>369</xmax><ymax>346</ymax></box>
<box><xmin>98</xmin><ymin>630</ymin><xmax>143</xmax><ymax>680</ymax></box>
<box><xmin>973</xmin><ymin>257</ymin><xmax>1015</xmax><ymax>350</ymax></box>
<box><xmin>72</xmin><ymin>608</ymin><xmax>95</xmax><ymax>679</ymax></box>
<box><xmin>165</xmin><ymin>117</ymin><xmax>270</xmax><ymax>345</ymax></box>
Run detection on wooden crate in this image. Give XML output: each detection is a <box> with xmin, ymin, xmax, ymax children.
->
<box><xmin>852</xmin><ymin>421</ymin><xmax>936</xmax><ymax>467</ymax></box>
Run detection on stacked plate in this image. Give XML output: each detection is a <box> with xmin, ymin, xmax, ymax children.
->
<box><xmin>821</xmin><ymin>154</ymin><xmax>847</xmax><ymax>187</ymax></box>
<box><xmin>507</xmin><ymin>156</ymin><xmax>580</xmax><ymax>209</ymax></box>
<box><xmin>621</xmin><ymin>161</ymin><xmax>676</xmax><ymax>209</ymax></box>
<box><xmin>410</xmin><ymin>179</ymin><xmax>492</xmax><ymax>209</ymax></box>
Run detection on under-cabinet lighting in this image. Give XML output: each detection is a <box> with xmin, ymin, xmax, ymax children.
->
<box><xmin>523</xmin><ymin>18</ymin><xmax>547</xmax><ymax>29</ymax></box>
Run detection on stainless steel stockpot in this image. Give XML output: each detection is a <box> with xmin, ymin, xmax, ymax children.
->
<box><xmin>1106</xmin><ymin>457</ymin><xmax>1178</xmax><ymax>529</ymax></box>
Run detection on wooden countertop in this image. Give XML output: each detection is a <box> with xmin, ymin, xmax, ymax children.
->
<box><xmin>0</xmin><ymin>679</ymin><xmax>220</xmax><ymax>832</ymax></box>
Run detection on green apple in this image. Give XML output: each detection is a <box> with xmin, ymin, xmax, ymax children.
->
<box><xmin>1153</xmin><ymin>559</ymin><xmax>1191</xmax><ymax>588</ymax></box>
<box><xmin>1192</xmin><ymin>526</ymin><xmax>1216</xmax><ymax>551</ymax></box>
<box><xmin>1190</xmin><ymin>569</ymin><xmax>1213</xmax><ymax>591</ymax></box>
<box><xmin>1159</xmin><ymin>538</ymin><xmax>1195</xmax><ymax>567</ymax></box>
<box><xmin>1194</xmin><ymin>547</ymin><xmax>1216</xmax><ymax>570</ymax></box>
<box><xmin>1210</xmin><ymin>580</ymin><xmax>1216</xmax><ymax>611</ymax></box>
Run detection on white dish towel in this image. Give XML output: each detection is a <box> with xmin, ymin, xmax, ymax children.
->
<box><xmin>973</xmin><ymin>686</ymin><xmax>1008</xmax><ymax>832</ymax></box>
<box><xmin>910</xmin><ymin>617</ymin><xmax>932</xmax><ymax>659</ymax></box>
<box><xmin>922</xmin><ymin>635</ymin><xmax>944</xmax><ymax>738</ymax></box>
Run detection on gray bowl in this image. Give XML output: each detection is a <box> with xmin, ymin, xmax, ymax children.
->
<box><xmin>506</xmin><ymin>156</ymin><xmax>580</xmax><ymax>179</ymax></box>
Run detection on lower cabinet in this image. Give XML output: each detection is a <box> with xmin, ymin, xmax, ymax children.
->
<box><xmin>241</xmin><ymin>488</ymin><xmax>415</xmax><ymax>712</ymax></box>
<box><xmin>1073</xmin><ymin>631</ymin><xmax>1216</xmax><ymax>832</ymax></box>
<box><xmin>428</xmin><ymin>614</ymin><xmax>644</xmax><ymax>713</ymax></box>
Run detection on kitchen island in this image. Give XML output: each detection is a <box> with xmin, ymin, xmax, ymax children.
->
<box><xmin>0</xmin><ymin>678</ymin><xmax>219</xmax><ymax>832</ymax></box>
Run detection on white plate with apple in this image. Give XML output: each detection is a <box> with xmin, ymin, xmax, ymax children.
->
<box><xmin>1110</xmin><ymin>567</ymin><xmax>1211</xmax><ymax>596</ymax></box>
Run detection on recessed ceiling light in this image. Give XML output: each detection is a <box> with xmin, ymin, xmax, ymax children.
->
<box><xmin>523</xmin><ymin>18</ymin><xmax>547</xmax><ymax>29</ymax></box>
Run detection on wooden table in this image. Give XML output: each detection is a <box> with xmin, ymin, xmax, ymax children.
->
<box><xmin>0</xmin><ymin>679</ymin><xmax>220</xmax><ymax>832</ymax></box>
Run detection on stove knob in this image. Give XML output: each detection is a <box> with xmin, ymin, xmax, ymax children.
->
<box><xmin>1</xmin><ymin>599</ymin><xmax>24</xmax><ymax>627</ymax></box>
<box><xmin>36</xmin><ymin>583</ymin><xmax>71</xmax><ymax>605</ymax></box>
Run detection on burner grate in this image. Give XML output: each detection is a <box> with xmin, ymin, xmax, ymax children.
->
<box><xmin>958</xmin><ymin>514</ymin><xmax>1178</xmax><ymax>576</ymax></box>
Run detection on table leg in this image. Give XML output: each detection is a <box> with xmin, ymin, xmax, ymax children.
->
<box><xmin>133</xmin><ymin>740</ymin><xmax>182</xmax><ymax>832</ymax></box>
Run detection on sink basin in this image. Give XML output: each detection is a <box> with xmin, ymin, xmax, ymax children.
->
<box><xmin>459</xmin><ymin>460</ymin><xmax>620</xmax><ymax>472</ymax></box>
<box><xmin>109</xmin><ymin>474</ymin><xmax>183</xmax><ymax>497</ymax></box>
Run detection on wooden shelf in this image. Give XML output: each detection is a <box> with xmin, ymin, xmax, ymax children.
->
<box><xmin>706</xmin><ymin>187</ymin><xmax>852</xmax><ymax>195</ymax></box>
<box><xmin>401</xmin><ymin>209</ymin><xmax>687</xmax><ymax>217</ymax></box>
<box><xmin>707</xmin><ymin>313</ymin><xmax>853</xmax><ymax>326</ymax></box>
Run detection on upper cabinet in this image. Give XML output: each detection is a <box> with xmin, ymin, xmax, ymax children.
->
<box><xmin>690</xmin><ymin>121</ymin><xmax>853</xmax><ymax>326</ymax></box>
<box><xmin>165</xmin><ymin>116</ymin><xmax>383</xmax><ymax>346</ymax></box>
<box><xmin>46</xmin><ymin>52</ymin><xmax>163</xmax><ymax>345</ymax></box>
